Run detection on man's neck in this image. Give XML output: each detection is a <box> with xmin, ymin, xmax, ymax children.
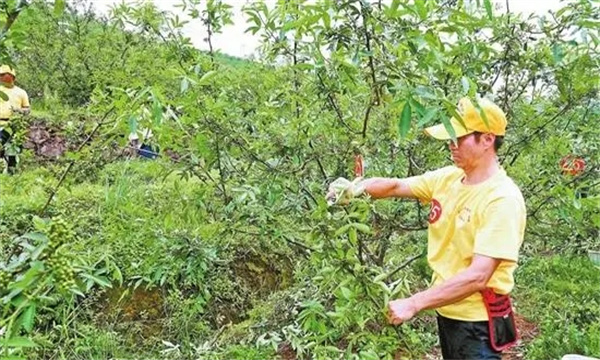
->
<box><xmin>462</xmin><ymin>156</ymin><xmax>500</xmax><ymax>185</ymax></box>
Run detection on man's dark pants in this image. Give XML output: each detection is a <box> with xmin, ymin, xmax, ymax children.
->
<box><xmin>0</xmin><ymin>129</ymin><xmax>17</xmax><ymax>170</ymax></box>
<box><xmin>437</xmin><ymin>314</ymin><xmax>501</xmax><ymax>360</ymax></box>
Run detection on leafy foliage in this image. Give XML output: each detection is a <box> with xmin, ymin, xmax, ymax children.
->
<box><xmin>0</xmin><ymin>0</ymin><xmax>599</xmax><ymax>359</ymax></box>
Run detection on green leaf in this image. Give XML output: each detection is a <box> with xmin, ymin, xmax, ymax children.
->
<box><xmin>415</xmin><ymin>0</ymin><xmax>427</xmax><ymax>20</ymax></box>
<box><xmin>417</xmin><ymin>108</ymin><xmax>439</xmax><ymax>127</ymax></box>
<box><xmin>588</xmin><ymin>32</ymin><xmax>600</xmax><ymax>46</ymax></box>
<box><xmin>180</xmin><ymin>77</ymin><xmax>189</xmax><ymax>93</ymax></box>
<box><xmin>415</xmin><ymin>86</ymin><xmax>437</xmax><ymax>100</ymax></box>
<box><xmin>198</xmin><ymin>70</ymin><xmax>218</xmax><ymax>85</ymax></box>
<box><xmin>80</xmin><ymin>274</ymin><xmax>112</xmax><ymax>288</ymax></box>
<box><xmin>483</xmin><ymin>0</ymin><xmax>493</xmax><ymax>20</ymax></box>
<box><xmin>461</xmin><ymin>76</ymin><xmax>470</xmax><ymax>95</ymax></box>
<box><xmin>352</xmin><ymin>223</ymin><xmax>372</xmax><ymax>234</ymax></box>
<box><xmin>398</xmin><ymin>101</ymin><xmax>412</xmax><ymax>138</ymax></box>
<box><xmin>322</xmin><ymin>10</ymin><xmax>331</xmax><ymax>28</ymax></box>
<box><xmin>30</xmin><ymin>239</ymin><xmax>49</xmax><ymax>260</ymax></box>
<box><xmin>410</xmin><ymin>98</ymin><xmax>426</xmax><ymax>116</ymax></box>
<box><xmin>54</xmin><ymin>0</ymin><xmax>66</xmax><ymax>16</ymax></box>
<box><xmin>19</xmin><ymin>232</ymin><xmax>48</xmax><ymax>243</ymax></box>
<box><xmin>70</xmin><ymin>287</ymin><xmax>85</xmax><ymax>297</ymax></box>
<box><xmin>128</xmin><ymin>115</ymin><xmax>138</xmax><ymax>134</ymax></box>
<box><xmin>348</xmin><ymin>227</ymin><xmax>357</xmax><ymax>244</ymax></box>
<box><xmin>334</xmin><ymin>224</ymin><xmax>351</xmax><ymax>237</ymax></box>
<box><xmin>18</xmin><ymin>304</ymin><xmax>36</xmax><ymax>333</ymax></box>
<box><xmin>442</xmin><ymin>99</ymin><xmax>466</xmax><ymax>130</ymax></box>
<box><xmin>339</xmin><ymin>286</ymin><xmax>352</xmax><ymax>300</ymax></box>
<box><xmin>245</xmin><ymin>25</ymin><xmax>260</xmax><ymax>35</ymax></box>
<box><xmin>111</xmin><ymin>265</ymin><xmax>123</xmax><ymax>285</ymax></box>
<box><xmin>389</xmin><ymin>0</ymin><xmax>401</xmax><ymax>17</ymax></box>
<box><xmin>473</xmin><ymin>99</ymin><xmax>490</xmax><ymax>129</ymax></box>
<box><xmin>373</xmin><ymin>272</ymin><xmax>388</xmax><ymax>282</ymax></box>
<box><xmin>131</xmin><ymin>87</ymin><xmax>151</xmax><ymax>105</ymax></box>
<box><xmin>0</xmin><ymin>337</ymin><xmax>37</xmax><ymax>348</ymax></box>
<box><xmin>0</xmin><ymin>90</ymin><xmax>8</xmax><ymax>101</ymax></box>
<box><xmin>552</xmin><ymin>43</ymin><xmax>564</xmax><ymax>64</ymax></box>
<box><xmin>441</xmin><ymin>116</ymin><xmax>457</xmax><ymax>142</ymax></box>
<box><xmin>375</xmin><ymin>281</ymin><xmax>391</xmax><ymax>294</ymax></box>
<box><xmin>152</xmin><ymin>97</ymin><xmax>163</xmax><ymax>124</ymax></box>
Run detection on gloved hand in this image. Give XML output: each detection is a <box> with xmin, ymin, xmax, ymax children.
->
<box><xmin>11</xmin><ymin>106</ymin><xmax>29</xmax><ymax>115</ymax></box>
<box><xmin>326</xmin><ymin>177</ymin><xmax>366</xmax><ymax>205</ymax></box>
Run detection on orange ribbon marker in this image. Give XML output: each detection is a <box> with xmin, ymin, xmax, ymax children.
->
<box><xmin>559</xmin><ymin>155</ymin><xmax>586</xmax><ymax>176</ymax></box>
<box><xmin>354</xmin><ymin>154</ymin><xmax>364</xmax><ymax>178</ymax></box>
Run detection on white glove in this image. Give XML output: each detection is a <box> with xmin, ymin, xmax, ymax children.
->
<box><xmin>11</xmin><ymin>106</ymin><xmax>29</xmax><ymax>115</ymax></box>
<box><xmin>326</xmin><ymin>177</ymin><xmax>366</xmax><ymax>206</ymax></box>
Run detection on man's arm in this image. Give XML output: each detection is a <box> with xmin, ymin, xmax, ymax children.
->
<box><xmin>388</xmin><ymin>254</ymin><xmax>502</xmax><ymax>324</ymax></box>
<box><xmin>20</xmin><ymin>91</ymin><xmax>30</xmax><ymax>115</ymax></box>
<box><xmin>410</xmin><ymin>254</ymin><xmax>502</xmax><ymax>310</ymax></box>
<box><xmin>326</xmin><ymin>177</ymin><xmax>416</xmax><ymax>202</ymax></box>
<box><xmin>360</xmin><ymin>177</ymin><xmax>416</xmax><ymax>199</ymax></box>
<box><xmin>11</xmin><ymin>91</ymin><xmax>30</xmax><ymax>115</ymax></box>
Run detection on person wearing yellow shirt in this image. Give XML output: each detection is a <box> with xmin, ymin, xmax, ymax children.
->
<box><xmin>0</xmin><ymin>64</ymin><xmax>30</xmax><ymax>174</ymax></box>
<box><xmin>327</xmin><ymin>97</ymin><xmax>526</xmax><ymax>359</ymax></box>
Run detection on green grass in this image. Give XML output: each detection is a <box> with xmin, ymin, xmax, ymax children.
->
<box><xmin>515</xmin><ymin>256</ymin><xmax>600</xmax><ymax>359</ymax></box>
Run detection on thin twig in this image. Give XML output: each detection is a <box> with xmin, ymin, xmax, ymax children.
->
<box><xmin>384</xmin><ymin>252</ymin><xmax>425</xmax><ymax>281</ymax></box>
<box><xmin>40</xmin><ymin>107</ymin><xmax>115</xmax><ymax>215</ymax></box>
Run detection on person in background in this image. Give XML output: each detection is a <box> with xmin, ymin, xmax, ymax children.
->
<box><xmin>128</xmin><ymin>127</ymin><xmax>159</xmax><ymax>160</ymax></box>
<box><xmin>0</xmin><ymin>64</ymin><xmax>30</xmax><ymax>174</ymax></box>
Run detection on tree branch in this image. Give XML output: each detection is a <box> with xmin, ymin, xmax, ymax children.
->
<box><xmin>0</xmin><ymin>0</ymin><xmax>28</xmax><ymax>38</ymax></box>
<box><xmin>40</xmin><ymin>107</ymin><xmax>115</xmax><ymax>215</ymax></box>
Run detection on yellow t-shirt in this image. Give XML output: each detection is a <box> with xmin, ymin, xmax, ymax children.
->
<box><xmin>0</xmin><ymin>85</ymin><xmax>30</xmax><ymax>125</ymax></box>
<box><xmin>406</xmin><ymin>165</ymin><xmax>526</xmax><ymax>321</ymax></box>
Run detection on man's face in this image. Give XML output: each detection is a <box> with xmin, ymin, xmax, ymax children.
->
<box><xmin>0</xmin><ymin>73</ymin><xmax>15</xmax><ymax>85</ymax></box>
<box><xmin>448</xmin><ymin>132</ymin><xmax>494</xmax><ymax>170</ymax></box>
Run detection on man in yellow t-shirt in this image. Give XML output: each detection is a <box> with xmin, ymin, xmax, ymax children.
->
<box><xmin>327</xmin><ymin>97</ymin><xmax>526</xmax><ymax>359</ymax></box>
<box><xmin>0</xmin><ymin>65</ymin><xmax>30</xmax><ymax>174</ymax></box>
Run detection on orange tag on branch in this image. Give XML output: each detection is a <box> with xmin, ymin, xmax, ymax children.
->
<box><xmin>354</xmin><ymin>154</ymin><xmax>364</xmax><ymax>178</ymax></box>
<box><xmin>560</xmin><ymin>155</ymin><xmax>586</xmax><ymax>176</ymax></box>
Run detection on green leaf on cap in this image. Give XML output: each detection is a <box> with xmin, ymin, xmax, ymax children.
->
<box><xmin>442</xmin><ymin>99</ymin><xmax>466</xmax><ymax>130</ymax></box>
<box><xmin>440</xmin><ymin>116</ymin><xmax>457</xmax><ymax>143</ymax></box>
<box><xmin>398</xmin><ymin>101</ymin><xmax>412</xmax><ymax>138</ymax></box>
<box><xmin>473</xmin><ymin>99</ymin><xmax>490</xmax><ymax>129</ymax></box>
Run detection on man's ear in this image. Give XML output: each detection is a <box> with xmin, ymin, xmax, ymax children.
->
<box><xmin>484</xmin><ymin>133</ymin><xmax>496</xmax><ymax>149</ymax></box>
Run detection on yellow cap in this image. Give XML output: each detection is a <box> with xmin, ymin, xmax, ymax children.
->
<box><xmin>0</xmin><ymin>65</ymin><xmax>15</xmax><ymax>76</ymax></box>
<box><xmin>424</xmin><ymin>97</ymin><xmax>507</xmax><ymax>140</ymax></box>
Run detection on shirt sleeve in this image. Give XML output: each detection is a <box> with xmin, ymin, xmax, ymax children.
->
<box><xmin>20</xmin><ymin>90</ymin><xmax>30</xmax><ymax>108</ymax></box>
<box><xmin>473</xmin><ymin>196</ymin><xmax>526</xmax><ymax>262</ymax></box>
<box><xmin>405</xmin><ymin>166</ymin><xmax>456</xmax><ymax>203</ymax></box>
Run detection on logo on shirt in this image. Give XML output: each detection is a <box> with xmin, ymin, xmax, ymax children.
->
<box><xmin>457</xmin><ymin>207</ymin><xmax>472</xmax><ymax>227</ymax></box>
<box><xmin>429</xmin><ymin>199</ymin><xmax>442</xmax><ymax>224</ymax></box>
